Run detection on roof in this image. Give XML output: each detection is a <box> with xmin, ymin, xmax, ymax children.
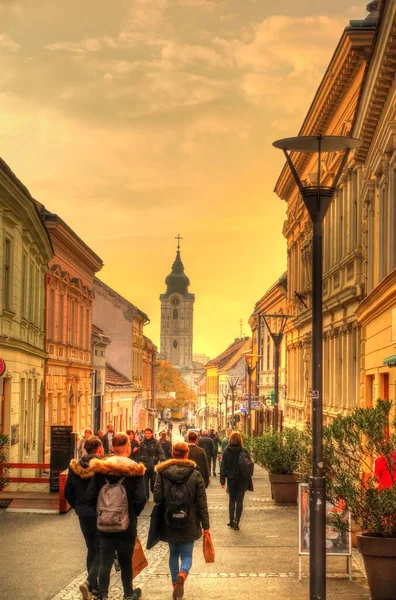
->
<box><xmin>105</xmin><ymin>364</ymin><xmax>137</xmax><ymax>389</ymax></box>
<box><xmin>219</xmin><ymin>337</ymin><xmax>252</xmax><ymax>373</ymax></box>
<box><xmin>161</xmin><ymin>248</ymin><xmax>195</xmax><ymax>299</ymax></box>
<box><xmin>94</xmin><ymin>277</ymin><xmax>150</xmax><ymax>323</ymax></box>
<box><xmin>205</xmin><ymin>337</ymin><xmax>251</xmax><ymax>371</ymax></box>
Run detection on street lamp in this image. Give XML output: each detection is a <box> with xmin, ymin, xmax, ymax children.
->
<box><xmin>205</xmin><ymin>399</ymin><xmax>209</xmax><ymax>430</ymax></box>
<box><xmin>242</xmin><ymin>353</ymin><xmax>261</xmax><ymax>436</ymax></box>
<box><xmin>273</xmin><ymin>134</ymin><xmax>362</xmax><ymax>600</ymax></box>
<box><xmin>261</xmin><ymin>313</ymin><xmax>293</xmax><ymax>431</ymax></box>
<box><xmin>218</xmin><ymin>394</ymin><xmax>225</xmax><ymax>431</ymax></box>
<box><xmin>227</xmin><ymin>376</ymin><xmax>239</xmax><ymax>430</ymax></box>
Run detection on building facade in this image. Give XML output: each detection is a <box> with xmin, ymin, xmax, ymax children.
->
<box><xmin>92</xmin><ymin>324</ymin><xmax>111</xmax><ymax>433</ymax></box>
<box><xmin>274</xmin><ymin>7</ymin><xmax>377</xmax><ymax>429</ymax></box>
<box><xmin>0</xmin><ymin>159</ymin><xmax>53</xmax><ymax>474</ymax></box>
<box><xmin>40</xmin><ymin>207</ymin><xmax>103</xmax><ymax>455</ymax></box>
<box><xmin>142</xmin><ymin>335</ymin><xmax>157</xmax><ymax>431</ymax></box>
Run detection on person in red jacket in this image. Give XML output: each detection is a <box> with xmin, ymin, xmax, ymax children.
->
<box><xmin>374</xmin><ymin>450</ymin><xmax>396</xmax><ymax>490</ymax></box>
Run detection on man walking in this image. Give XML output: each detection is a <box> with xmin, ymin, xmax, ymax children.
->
<box><xmin>209</xmin><ymin>429</ymin><xmax>221</xmax><ymax>476</ymax></box>
<box><xmin>138</xmin><ymin>428</ymin><xmax>165</xmax><ymax>499</ymax></box>
<box><xmin>86</xmin><ymin>432</ymin><xmax>146</xmax><ymax>600</ymax></box>
<box><xmin>187</xmin><ymin>430</ymin><xmax>210</xmax><ymax>487</ymax></box>
<box><xmin>198</xmin><ymin>430</ymin><xmax>216</xmax><ymax>475</ymax></box>
<box><xmin>65</xmin><ymin>436</ymin><xmax>104</xmax><ymax>600</ymax></box>
<box><xmin>102</xmin><ymin>423</ymin><xmax>115</xmax><ymax>455</ymax></box>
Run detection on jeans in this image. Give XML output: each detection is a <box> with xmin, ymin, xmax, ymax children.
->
<box><xmin>210</xmin><ymin>455</ymin><xmax>218</xmax><ymax>474</ymax></box>
<box><xmin>79</xmin><ymin>516</ymin><xmax>100</xmax><ymax>591</ymax></box>
<box><xmin>227</xmin><ymin>479</ymin><xmax>246</xmax><ymax>522</ymax></box>
<box><xmin>98</xmin><ymin>530</ymin><xmax>136</xmax><ymax>598</ymax></box>
<box><xmin>168</xmin><ymin>541</ymin><xmax>194</xmax><ymax>584</ymax></box>
<box><xmin>145</xmin><ymin>470</ymin><xmax>155</xmax><ymax>499</ymax></box>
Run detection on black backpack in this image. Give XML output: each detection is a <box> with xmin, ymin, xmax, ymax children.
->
<box><xmin>165</xmin><ymin>471</ymin><xmax>195</xmax><ymax>529</ymax></box>
<box><xmin>237</xmin><ymin>450</ymin><xmax>254</xmax><ymax>479</ymax></box>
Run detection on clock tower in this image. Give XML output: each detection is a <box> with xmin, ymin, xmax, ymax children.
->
<box><xmin>160</xmin><ymin>235</ymin><xmax>195</xmax><ymax>368</ymax></box>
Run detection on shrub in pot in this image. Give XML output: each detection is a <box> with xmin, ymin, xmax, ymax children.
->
<box><xmin>0</xmin><ymin>433</ymin><xmax>10</xmax><ymax>490</ymax></box>
<box><xmin>253</xmin><ymin>428</ymin><xmax>310</xmax><ymax>504</ymax></box>
<box><xmin>323</xmin><ymin>399</ymin><xmax>396</xmax><ymax>600</ymax></box>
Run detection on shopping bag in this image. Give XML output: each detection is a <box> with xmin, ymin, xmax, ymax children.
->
<box><xmin>203</xmin><ymin>531</ymin><xmax>215</xmax><ymax>564</ymax></box>
<box><xmin>147</xmin><ymin>502</ymin><xmax>163</xmax><ymax>550</ymax></box>
<box><xmin>132</xmin><ymin>535</ymin><xmax>148</xmax><ymax>579</ymax></box>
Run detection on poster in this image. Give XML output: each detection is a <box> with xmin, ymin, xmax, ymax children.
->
<box><xmin>11</xmin><ymin>424</ymin><xmax>19</xmax><ymax>446</ymax></box>
<box><xmin>298</xmin><ymin>483</ymin><xmax>351</xmax><ymax>555</ymax></box>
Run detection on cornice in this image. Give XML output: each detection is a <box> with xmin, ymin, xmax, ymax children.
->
<box><xmin>356</xmin><ymin>267</ymin><xmax>396</xmax><ymax>323</ymax></box>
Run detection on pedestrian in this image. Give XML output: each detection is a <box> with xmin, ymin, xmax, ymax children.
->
<box><xmin>102</xmin><ymin>423</ymin><xmax>115</xmax><ymax>455</ymax></box>
<box><xmin>220</xmin><ymin>431</ymin><xmax>254</xmax><ymax>531</ymax></box>
<box><xmin>221</xmin><ymin>428</ymin><xmax>232</xmax><ymax>453</ymax></box>
<box><xmin>187</xmin><ymin>430</ymin><xmax>210</xmax><ymax>487</ymax></box>
<box><xmin>209</xmin><ymin>429</ymin><xmax>221</xmax><ymax>476</ymax></box>
<box><xmin>138</xmin><ymin>428</ymin><xmax>165</xmax><ymax>500</ymax></box>
<box><xmin>167</xmin><ymin>427</ymin><xmax>173</xmax><ymax>443</ymax></box>
<box><xmin>86</xmin><ymin>432</ymin><xmax>146</xmax><ymax>600</ymax></box>
<box><xmin>127</xmin><ymin>429</ymin><xmax>140</xmax><ymax>458</ymax></box>
<box><xmin>65</xmin><ymin>436</ymin><xmax>104</xmax><ymax>600</ymax></box>
<box><xmin>197</xmin><ymin>430</ymin><xmax>216</xmax><ymax>473</ymax></box>
<box><xmin>97</xmin><ymin>429</ymin><xmax>104</xmax><ymax>441</ymax></box>
<box><xmin>160</xmin><ymin>430</ymin><xmax>172</xmax><ymax>459</ymax></box>
<box><xmin>154</xmin><ymin>442</ymin><xmax>210</xmax><ymax>600</ymax></box>
<box><xmin>77</xmin><ymin>429</ymin><xmax>93</xmax><ymax>459</ymax></box>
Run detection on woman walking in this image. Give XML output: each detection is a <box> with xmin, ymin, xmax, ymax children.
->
<box><xmin>154</xmin><ymin>442</ymin><xmax>210</xmax><ymax>600</ymax></box>
<box><xmin>220</xmin><ymin>432</ymin><xmax>253</xmax><ymax>530</ymax></box>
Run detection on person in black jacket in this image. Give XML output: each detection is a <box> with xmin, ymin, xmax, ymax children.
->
<box><xmin>154</xmin><ymin>442</ymin><xmax>210</xmax><ymax>600</ymax></box>
<box><xmin>209</xmin><ymin>429</ymin><xmax>221</xmax><ymax>476</ymax></box>
<box><xmin>197</xmin><ymin>430</ymin><xmax>215</xmax><ymax>469</ymax></box>
<box><xmin>64</xmin><ymin>436</ymin><xmax>104</xmax><ymax>600</ymax></box>
<box><xmin>138</xmin><ymin>428</ymin><xmax>165</xmax><ymax>499</ymax></box>
<box><xmin>86</xmin><ymin>432</ymin><xmax>146</xmax><ymax>600</ymax></box>
<box><xmin>220</xmin><ymin>431</ymin><xmax>253</xmax><ymax>531</ymax></box>
<box><xmin>187</xmin><ymin>430</ymin><xmax>210</xmax><ymax>487</ymax></box>
<box><xmin>127</xmin><ymin>429</ymin><xmax>140</xmax><ymax>458</ymax></box>
<box><xmin>102</xmin><ymin>424</ymin><xmax>115</xmax><ymax>455</ymax></box>
<box><xmin>159</xmin><ymin>430</ymin><xmax>172</xmax><ymax>459</ymax></box>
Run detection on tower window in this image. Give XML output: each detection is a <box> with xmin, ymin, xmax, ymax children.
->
<box><xmin>173</xmin><ymin>340</ymin><xmax>178</xmax><ymax>349</ymax></box>
<box><xmin>173</xmin><ymin>308</ymin><xmax>178</xmax><ymax>320</ymax></box>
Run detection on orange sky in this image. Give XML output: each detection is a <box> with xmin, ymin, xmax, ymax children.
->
<box><xmin>0</xmin><ymin>0</ymin><xmax>366</xmax><ymax>357</ymax></box>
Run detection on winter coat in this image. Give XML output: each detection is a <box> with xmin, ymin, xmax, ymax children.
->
<box><xmin>160</xmin><ymin>439</ymin><xmax>172</xmax><ymax>460</ymax></box>
<box><xmin>85</xmin><ymin>455</ymin><xmax>146</xmax><ymax>534</ymax></box>
<box><xmin>154</xmin><ymin>458</ymin><xmax>210</xmax><ymax>543</ymax></box>
<box><xmin>64</xmin><ymin>454</ymin><xmax>99</xmax><ymax>517</ymax></box>
<box><xmin>129</xmin><ymin>439</ymin><xmax>140</xmax><ymax>459</ymax></box>
<box><xmin>102</xmin><ymin>431</ymin><xmax>115</xmax><ymax>455</ymax></box>
<box><xmin>188</xmin><ymin>444</ymin><xmax>210</xmax><ymax>487</ymax></box>
<box><xmin>220</xmin><ymin>443</ymin><xmax>253</xmax><ymax>492</ymax></box>
<box><xmin>139</xmin><ymin>437</ymin><xmax>165</xmax><ymax>472</ymax></box>
<box><xmin>209</xmin><ymin>433</ymin><xmax>221</xmax><ymax>452</ymax></box>
<box><xmin>221</xmin><ymin>437</ymin><xmax>229</xmax><ymax>453</ymax></box>
<box><xmin>198</xmin><ymin>435</ymin><xmax>216</xmax><ymax>460</ymax></box>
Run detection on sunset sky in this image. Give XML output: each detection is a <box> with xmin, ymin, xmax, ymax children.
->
<box><xmin>0</xmin><ymin>0</ymin><xmax>366</xmax><ymax>357</ymax></box>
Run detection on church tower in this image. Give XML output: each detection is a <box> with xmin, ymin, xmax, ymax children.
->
<box><xmin>160</xmin><ymin>235</ymin><xmax>194</xmax><ymax>369</ymax></box>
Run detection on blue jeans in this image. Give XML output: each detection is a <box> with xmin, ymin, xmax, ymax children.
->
<box><xmin>168</xmin><ymin>541</ymin><xmax>194</xmax><ymax>583</ymax></box>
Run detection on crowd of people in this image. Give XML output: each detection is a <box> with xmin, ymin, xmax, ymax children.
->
<box><xmin>66</xmin><ymin>423</ymin><xmax>254</xmax><ymax>600</ymax></box>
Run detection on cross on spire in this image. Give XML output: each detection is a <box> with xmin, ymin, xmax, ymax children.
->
<box><xmin>175</xmin><ymin>233</ymin><xmax>183</xmax><ymax>251</ymax></box>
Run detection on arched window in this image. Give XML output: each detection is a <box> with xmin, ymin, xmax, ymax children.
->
<box><xmin>173</xmin><ymin>308</ymin><xmax>178</xmax><ymax>320</ymax></box>
<box><xmin>173</xmin><ymin>340</ymin><xmax>178</xmax><ymax>349</ymax></box>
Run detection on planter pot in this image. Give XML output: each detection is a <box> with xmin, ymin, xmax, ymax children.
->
<box><xmin>268</xmin><ymin>474</ymin><xmax>298</xmax><ymax>504</ymax></box>
<box><xmin>357</xmin><ymin>534</ymin><xmax>396</xmax><ymax>600</ymax></box>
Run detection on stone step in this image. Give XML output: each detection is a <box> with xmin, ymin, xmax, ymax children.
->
<box><xmin>6</xmin><ymin>497</ymin><xmax>59</xmax><ymax>514</ymax></box>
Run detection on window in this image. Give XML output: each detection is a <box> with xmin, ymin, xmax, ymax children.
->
<box><xmin>80</xmin><ymin>305</ymin><xmax>84</xmax><ymax>347</ymax></box>
<box><xmin>266</xmin><ymin>334</ymin><xmax>271</xmax><ymax>371</ymax></box>
<box><xmin>28</xmin><ymin>262</ymin><xmax>34</xmax><ymax>321</ymax></box>
<box><xmin>3</xmin><ymin>238</ymin><xmax>12</xmax><ymax>309</ymax></box>
<box><xmin>173</xmin><ymin>340</ymin><xmax>178</xmax><ymax>349</ymax></box>
<box><xmin>173</xmin><ymin>308</ymin><xmax>178</xmax><ymax>319</ymax></box>
<box><xmin>59</xmin><ymin>295</ymin><xmax>64</xmax><ymax>343</ymax></box>
<box><xmin>49</xmin><ymin>289</ymin><xmax>55</xmax><ymax>340</ymax></box>
<box><xmin>21</xmin><ymin>252</ymin><xmax>27</xmax><ymax>318</ymax></box>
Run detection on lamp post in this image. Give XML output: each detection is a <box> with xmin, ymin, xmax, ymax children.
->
<box><xmin>227</xmin><ymin>377</ymin><xmax>239</xmax><ymax>430</ymax></box>
<box><xmin>218</xmin><ymin>394</ymin><xmax>225</xmax><ymax>431</ymax></box>
<box><xmin>205</xmin><ymin>399</ymin><xmax>209</xmax><ymax>430</ymax></box>
<box><xmin>273</xmin><ymin>134</ymin><xmax>361</xmax><ymax>600</ymax></box>
<box><xmin>242</xmin><ymin>354</ymin><xmax>261</xmax><ymax>436</ymax></box>
<box><xmin>261</xmin><ymin>313</ymin><xmax>293</xmax><ymax>430</ymax></box>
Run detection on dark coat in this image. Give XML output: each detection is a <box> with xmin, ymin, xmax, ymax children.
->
<box><xmin>64</xmin><ymin>454</ymin><xmax>98</xmax><ymax>517</ymax></box>
<box><xmin>139</xmin><ymin>437</ymin><xmax>165</xmax><ymax>472</ymax></box>
<box><xmin>129</xmin><ymin>439</ymin><xmax>140</xmax><ymax>459</ymax></box>
<box><xmin>102</xmin><ymin>431</ymin><xmax>115</xmax><ymax>455</ymax></box>
<box><xmin>153</xmin><ymin>458</ymin><xmax>210</xmax><ymax>543</ymax></box>
<box><xmin>209</xmin><ymin>433</ymin><xmax>221</xmax><ymax>452</ymax></box>
<box><xmin>220</xmin><ymin>443</ymin><xmax>253</xmax><ymax>492</ymax></box>
<box><xmin>188</xmin><ymin>444</ymin><xmax>210</xmax><ymax>487</ymax></box>
<box><xmin>85</xmin><ymin>455</ymin><xmax>147</xmax><ymax>534</ymax></box>
<box><xmin>198</xmin><ymin>435</ymin><xmax>216</xmax><ymax>460</ymax></box>
<box><xmin>160</xmin><ymin>439</ymin><xmax>172</xmax><ymax>460</ymax></box>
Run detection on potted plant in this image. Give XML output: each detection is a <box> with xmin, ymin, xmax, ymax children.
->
<box><xmin>0</xmin><ymin>433</ymin><xmax>10</xmax><ymax>491</ymax></box>
<box><xmin>324</xmin><ymin>399</ymin><xmax>396</xmax><ymax>600</ymax></box>
<box><xmin>253</xmin><ymin>428</ymin><xmax>310</xmax><ymax>504</ymax></box>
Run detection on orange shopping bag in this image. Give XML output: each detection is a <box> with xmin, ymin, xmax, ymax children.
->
<box><xmin>203</xmin><ymin>531</ymin><xmax>215</xmax><ymax>564</ymax></box>
<box><xmin>132</xmin><ymin>535</ymin><xmax>148</xmax><ymax>579</ymax></box>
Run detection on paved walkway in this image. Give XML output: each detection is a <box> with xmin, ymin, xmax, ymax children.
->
<box><xmin>48</xmin><ymin>464</ymin><xmax>369</xmax><ymax>600</ymax></box>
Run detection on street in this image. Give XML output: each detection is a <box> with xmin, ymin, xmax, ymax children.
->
<box><xmin>0</xmin><ymin>431</ymin><xmax>370</xmax><ymax>600</ymax></box>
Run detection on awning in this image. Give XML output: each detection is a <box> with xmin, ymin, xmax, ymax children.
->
<box><xmin>383</xmin><ymin>355</ymin><xmax>396</xmax><ymax>367</ymax></box>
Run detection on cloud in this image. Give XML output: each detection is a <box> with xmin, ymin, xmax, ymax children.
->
<box><xmin>0</xmin><ymin>33</ymin><xmax>21</xmax><ymax>51</ymax></box>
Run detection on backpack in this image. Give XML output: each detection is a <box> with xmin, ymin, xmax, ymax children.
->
<box><xmin>97</xmin><ymin>476</ymin><xmax>130</xmax><ymax>533</ymax></box>
<box><xmin>237</xmin><ymin>450</ymin><xmax>254</xmax><ymax>479</ymax></box>
<box><xmin>165</xmin><ymin>471</ymin><xmax>195</xmax><ymax>529</ymax></box>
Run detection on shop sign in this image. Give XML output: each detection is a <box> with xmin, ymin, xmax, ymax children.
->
<box><xmin>0</xmin><ymin>358</ymin><xmax>6</xmax><ymax>377</ymax></box>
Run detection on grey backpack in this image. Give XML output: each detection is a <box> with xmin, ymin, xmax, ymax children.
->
<box><xmin>97</xmin><ymin>476</ymin><xmax>130</xmax><ymax>533</ymax></box>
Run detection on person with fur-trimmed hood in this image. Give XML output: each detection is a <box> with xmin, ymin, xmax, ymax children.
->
<box><xmin>86</xmin><ymin>432</ymin><xmax>146</xmax><ymax>600</ymax></box>
<box><xmin>154</xmin><ymin>442</ymin><xmax>210</xmax><ymax>600</ymax></box>
<box><xmin>65</xmin><ymin>436</ymin><xmax>104</xmax><ymax>600</ymax></box>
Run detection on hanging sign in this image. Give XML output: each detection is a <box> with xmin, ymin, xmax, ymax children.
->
<box><xmin>0</xmin><ymin>358</ymin><xmax>6</xmax><ymax>377</ymax></box>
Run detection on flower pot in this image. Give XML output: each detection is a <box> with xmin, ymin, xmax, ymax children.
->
<box><xmin>357</xmin><ymin>534</ymin><xmax>396</xmax><ymax>600</ymax></box>
<box><xmin>268</xmin><ymin>474</ymin><xmax>298</xmax><ymax>504</ymax></box>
